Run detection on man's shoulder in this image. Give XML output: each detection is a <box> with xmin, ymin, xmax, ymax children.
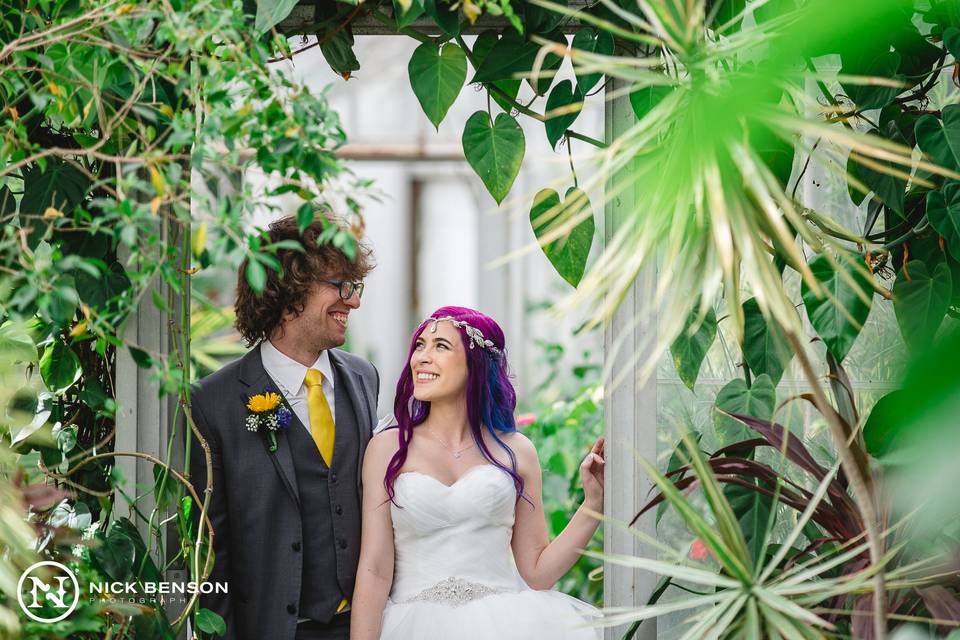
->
<box><xmin>331</xmin><ymin>348</ymin><xmax>376</xmax><ymax>377</ymax></box>
<box><xmin>193</xmin><ymin>350</ymin><xmax>252</xmax><ymax>399</ymax></box>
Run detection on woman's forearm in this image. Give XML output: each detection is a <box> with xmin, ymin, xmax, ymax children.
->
<box><xmin>349</xmin><ymin>567</ymin><xmax>392</xmax><ymax>640</ymax></box>
<box><xmin>525</xmin><ymin>502</ymin><xmax>601</xmax><ymax>590</ymax></box>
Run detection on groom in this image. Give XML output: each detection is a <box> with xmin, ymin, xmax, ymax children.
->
<box><xmin>188</xmin><ymin>215</ymin><xmax>378</xmax><ymax>640</ymax></box>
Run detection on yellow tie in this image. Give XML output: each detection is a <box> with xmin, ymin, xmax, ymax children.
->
<box><xmin>303</xmin><ymin>369</ymin><xmax>348</xmax><ymax>614</ymax></box>
<box><xmin>303</xmin><ymin>368</ymin><xmax>335</xmax><ymax>466</ymax></box>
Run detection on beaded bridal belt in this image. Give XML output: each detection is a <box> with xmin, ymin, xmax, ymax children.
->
<box><xmin>403</xmin><ymin>577</ymin><xmax>509</xmax><ymax>607</ymax></box>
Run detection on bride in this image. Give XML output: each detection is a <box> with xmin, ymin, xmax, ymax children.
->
<box><xmin>350</xmin><ymin>306</ymin><xmax>604</xmax><ymax>639</ymax></box>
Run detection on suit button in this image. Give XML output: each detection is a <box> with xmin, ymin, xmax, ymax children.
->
<box><xmin>330</xmin><ymin>473</ymin><xmax>337</xmax><ymax>483</ymax></box>
<box><xmin>287</xmin><ymin>603</ymin><xmax>296</xmax><ymax>614</ymax></box>
<box><xmin>338</xmin><ymin>538</ymin><xmax>347</xmax><ymax>549</ymax></box>
<box><xmin>335</xmin><ymin>505</ymin><xmax>343</xmax><ymax>515</ymax></box>
<box><xmin>292</xmin><ymin>541</ymin><xmax>301</xmax><ymax>551</ymax></box>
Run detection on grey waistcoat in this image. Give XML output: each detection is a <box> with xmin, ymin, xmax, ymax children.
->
<box><xmin>287</xmin><ymin>370</ymin><xmax>362</xmax><ymax>622</ymax></box>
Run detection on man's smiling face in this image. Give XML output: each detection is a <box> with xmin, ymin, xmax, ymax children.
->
<box><xmin>281</xmin><ymin>276</ymin><xmax>361</xmax><ymax>351</ymax></box>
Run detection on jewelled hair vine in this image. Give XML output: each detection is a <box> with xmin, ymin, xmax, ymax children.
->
<box><xmin>428</xmin><ymin>316</ymin><xmax>504</xmax><ymax>359</ymax></box>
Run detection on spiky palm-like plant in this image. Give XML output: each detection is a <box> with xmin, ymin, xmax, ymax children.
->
<box><xmin>528</xmin><ymin>0</ymin><xmax>958</xmax><ymax>637</ymax></box>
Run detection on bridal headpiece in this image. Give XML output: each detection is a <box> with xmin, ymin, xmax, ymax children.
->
<box><xmin>427</xmin><ymin>315</ymin><xmax>504</xmax><ymax>359</ymax></box>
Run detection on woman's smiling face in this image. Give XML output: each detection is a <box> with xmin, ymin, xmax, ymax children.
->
<box><xmin>410</xmin><ymin>320</ymin><xmax>469</xmax><ymax>403</ymax></box>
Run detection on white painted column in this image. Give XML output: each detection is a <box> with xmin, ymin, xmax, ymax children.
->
<box><xmin>115</xmin><ymin>217</ymin><xmax>189</xmax><ymax>627</ymax></box>
<box><xmin>603</xmin><ymin>78</ymin><xmax>658</xmax><ymax>640</ymax></box>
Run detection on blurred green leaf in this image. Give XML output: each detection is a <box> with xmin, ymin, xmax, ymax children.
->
<box><xmin>245</xmin><ymin>257</ymin><xmax>267</xmax><ymax>295</ymax></box>
<box><xmin>128</xmin><ymin>346</ymin><xmax>153</xmax><ymax>369</ymax></box>
<box><xmin>39</xmin><ymin>340</ymin><xmax>81</xmax><ymax>394</ymax></box>
<box><xmin>863</xmin><ymin>389</ymin><xmax>908</xmax><ymax>458</ymax></box>
<box><xmin>254</xmin><ymin>0</ymin><xmax>299</xmax><ymax>35</ymax></box>
<box><xmin>629</xmin><ymin>85</ymin><xmax>673</xmax><ymax>122</ymax></box>
<box><xmin>841</xmin><ymin>50</ymin><xmax>902</xmax><ymax>110</ymax></box>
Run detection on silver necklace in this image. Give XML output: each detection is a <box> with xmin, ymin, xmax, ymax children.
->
<box><xmin>427</xmin><ymin>428</ymin><xmax>475</xmax><ymax>459</ymax></box>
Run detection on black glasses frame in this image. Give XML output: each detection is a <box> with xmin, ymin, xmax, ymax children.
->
<box><xmin>321</xmin><ymin>279</ymin><xmax>365</xmax><ymax>300</ymax></box>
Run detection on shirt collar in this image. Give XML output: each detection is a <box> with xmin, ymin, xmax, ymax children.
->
<box><xmin>260</xmin><ymin>340</ymin><xmax>335</xmax><ymax>395</ymax></box>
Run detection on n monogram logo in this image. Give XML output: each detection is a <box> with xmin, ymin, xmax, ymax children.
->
<box><xmin>17</xmin><ymin>561</ymin><xmax>79</xmax><ymax>623</ymax></box>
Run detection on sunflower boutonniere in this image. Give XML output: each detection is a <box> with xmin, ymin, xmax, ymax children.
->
<box><xmin>245</xmin><ymin>390</ymin><xmax>292</xmax><ymax>452</ymax></box>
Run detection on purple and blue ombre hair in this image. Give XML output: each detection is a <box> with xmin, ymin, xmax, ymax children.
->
<box><xmin>384</xmin><ymin>306</ymin><xmax>524</xmax><ymax>504</ymax></box>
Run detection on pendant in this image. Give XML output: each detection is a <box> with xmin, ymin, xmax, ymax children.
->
<box><xmin>453</xmin><ymin>451</ymin><xmax>462</xmax><ymax>459</ymax></box>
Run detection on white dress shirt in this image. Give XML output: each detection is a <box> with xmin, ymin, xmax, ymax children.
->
<box><xmin>259</xmin><ymin>339</ymin><xmax>336</xmax><ymax>433</ymax></box>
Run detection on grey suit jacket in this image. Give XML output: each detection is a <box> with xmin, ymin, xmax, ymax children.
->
<box><xmin>188</xmin><ymin>345</ymin><xmax>378</xmax><ymax>640</ymax></box>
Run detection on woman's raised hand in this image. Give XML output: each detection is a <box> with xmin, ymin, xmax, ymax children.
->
<box><xmin>579</xmin><ymin>437</ymin><xmax>605</xmax><ymax>512</ymax></box>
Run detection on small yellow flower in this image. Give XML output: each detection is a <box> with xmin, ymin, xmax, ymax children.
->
<box><xmin>463</xmin><ymin>0</ymin><xmax>481</xmax><ymax>24</ymax></box>
<box><xmin>247</xmin><ymin>392</ymin><xmax>280</xmax><ymax>413</ymax></box>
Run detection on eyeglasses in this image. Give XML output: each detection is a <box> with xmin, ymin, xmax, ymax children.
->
<box><xmin>321</xmin><ymin>279</ymin><xmax>365</xmax><ymax>300</ymax></box>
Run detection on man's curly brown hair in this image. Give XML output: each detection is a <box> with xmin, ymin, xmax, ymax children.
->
<box><xmin>234</xmin><ymin>215</ymin><xmax>374</xmax><ymax>346</ymax></box>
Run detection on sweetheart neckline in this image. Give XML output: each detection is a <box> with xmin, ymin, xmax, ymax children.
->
<box><xmin>396</xmin><ymin>464</ymin><xmax>504</xmax><ymax>489</ymax></box>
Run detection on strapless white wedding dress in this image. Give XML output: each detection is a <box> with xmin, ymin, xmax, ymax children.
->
<box><xmin>380</xmin><ymin>464</ymin><xmax>602</xmax><ymax>639</ymax></box>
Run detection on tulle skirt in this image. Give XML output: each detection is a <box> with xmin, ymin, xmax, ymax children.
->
<box><xmin>380</xmin><ymin>588</ymin><xmax>602</xmax><ymax>639</ymax></box>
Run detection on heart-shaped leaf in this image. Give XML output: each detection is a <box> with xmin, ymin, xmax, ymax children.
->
<box><xmin>742</xmin><ymin>298</ymin><xmax>792</xmax><ymax>385</ymax></box>
<box><xmin>393</xmin><ymin>0</ymin><xmax>425</xmax><ymax>29</ymax></box>
<box><xmin>915</xmin><ymin>105</ymin><xmax>960</xmax><ymax>172</ymax></box>
<box><xmin>570</xmin><ymin>28</ymin><xmax>614</xmax><ymax>95</ymax></box>
<box><xmin>714</xmin><ymin>374</ymin><xmax>776</xmax><ymax>447</ymax></box>
<box><xmin>529</xmin><ymin>187</ymin><xmax>594</xmax><ymax>286</ymax></box>
<box><xmin>39</xmin><ymin>340</ymin><xmax>82</xmax><ymax>394</ymax></box>
<box><xmin>863</xmin><ymin>389</ymin><xmax>909</xmax><ymax>458</ymax></box>
<box><xmin>471</xmin><ymin>28</ymin><xmax>538</xmax><ymax>84</ymax></box>
<box><xmin>846</xmin><ymin>122</ymin><xmax>907</xmax><ymax>214</ymax></box>
<box><xmin>319</xmin><ymin>29</ymin><xmax>359</xmax><ymax>79</ymax></box>
<box><xmin>471</xmin><ymin>30</ymin><xmax>521</xmax><ymax>113</ymax></box>
<box><xmin>945</xmin><ymin>27</ymin><xmax>960</xmax><ymax>60</ymax></box>
<box><xmin>196</xmin><ymin>609</ymin><xmax>226</xmax><ymax>636</ymax></box>
<box><xmin>544</xmin><ymin>80</ymin><xmax>583</xmax><ymax>149</ymax></box>
<box><xmin>21</xmin><ymin>160</ymin><xmax>90</xmax><ymax>249</ymax></box>
<box><xmin>254</xmin><ymin>0</ymin><xmax>299</xmax><ymax>35</ymax></box>
<box><xmin>91</xmin><ymin>526</ymin><xmax>137</xmax><ymax>581</ymax></box>
<box><xmin>801</xmin><ymin>254</ymin><xmax>874</xmax><ymax>362</ymax></box>
<box><xmin>926</xmin><ymin>182</ymin><xmax>960</xmax><ymax>261</ymax></box>
<box><xmin>893</xmin><ymin>260</ymin><xmax>952</xmax><ymax>349</ymax></box>
<box><xmin>463</xmin><ymin>111</ymin><xmax>525</xmax><ymax>204</ymax></box>
<box><xmin>629</xmin><ymin>85</ymin><xmax>673</xmax><ymax>122</ymax></box>
<box><xmin>528</xmin><ymin>32</ymin><xmax>564</xmax><ymax>96</ymax></box>
<box><xmin>0</xmin><ymin>320</ymin><xmax>38</xmax><ymax>364</ymax></box>
<box><xmin>523</xmin><ymin>0</ymin><xmax>566</xmax><ymax>34</ymax></box>
<box><xmin>670</xmin><ymin>307</ymin><xmax>717</xmax><ymax>391</ymax></box>
<box><xmin>725</xmin><ymin>481</ymin><xmax>773</xmax><ymax>567</ymax></box>
<box><xmin>409</xmin><ymin>42</ymin><xmax>467</xmax><ymax>130</ymax></box>
<box><xmin>423</xmin><ymin>0</ymin><xmax>460</xmax><ymax>37</ymax></box>
<box><xmin>840</xmin><ymin>50</ymin><xmax>902</xmax><ymax>110</ymax></box>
